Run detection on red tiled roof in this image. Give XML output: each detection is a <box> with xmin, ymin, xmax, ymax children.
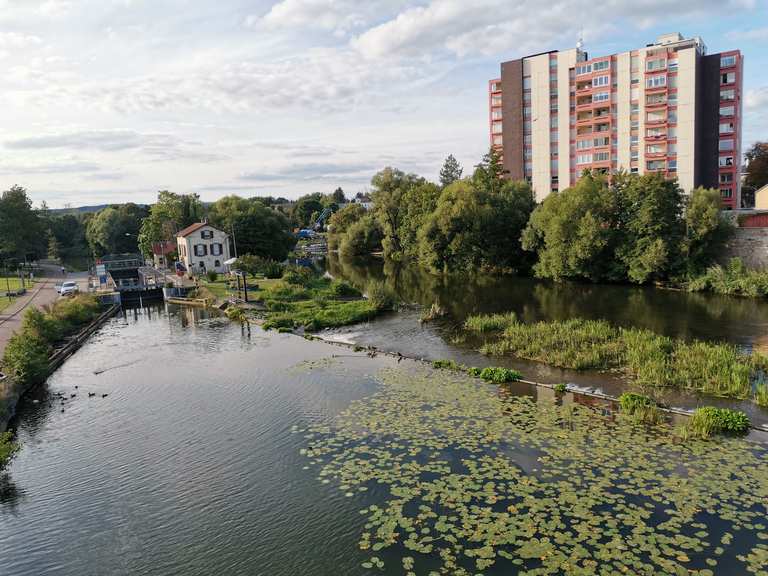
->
<box><xmin>176</xmin><ymin>222</ymin><xmax>207</xmax><ymax>238</ymax></box>
<box><xmin>151</xmin><ymin>241</ymin><xmax>176</xmax><ymax>255</ymax></box>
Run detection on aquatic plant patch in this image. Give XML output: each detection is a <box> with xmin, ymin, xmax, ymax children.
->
<box><xmin>467</xmin><ymin>315</ymin><xmax>768</xmax><ymax>404</ymax></box>
<box><xmin>297</xmin><ymin>366</ymin><xmax>768</xmax><ymax>575</ymax></box>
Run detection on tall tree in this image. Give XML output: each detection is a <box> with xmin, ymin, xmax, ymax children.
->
<box><xmin>370</xmin><ymin>167</ymin><xmax>425</xmax><ymax>260</ymax></box>
<box><xmin>137</xmin><ymin>191</ymin><xmax>202</xmax><ymax>255</ymax></box>
<box><xmin>0</xmin><ymin>185</ymin><xmax>47</xmax><ymax>262</ymax></box>
<box><xmin>472</xmin><ymin>148</ymin><xmax>507</xmax><ymax>194</ymax></box>
<box><xmin>744</xmin><ymin>142</ymin><xmax>768</xmax><ymax>200</ymax></box>
<box><xmin>439</xmin><ymin>154</ymin><xmax>463</xmax><ymax>188</ymax></box>
<box><xmin>86</xmin><ymin>204</ymin><xmax>148</xmax><ymax>257</ymax></box>
<box><xmin>292</xmin><ymin>193</ymin><xmax>325</xmax><ymax>228</ymax></box>
<box><xmin>331</xmin><ymin>187</ymin><xmax>346</xmax><ymax>204</ymax></box>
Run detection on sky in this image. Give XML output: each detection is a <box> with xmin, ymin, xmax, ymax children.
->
<box><xmin>1</xmin><ymin>0</ymin><xmax>768</xmax><ymax>208</ymax></box>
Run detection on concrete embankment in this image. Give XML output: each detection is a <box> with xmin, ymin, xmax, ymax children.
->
<box><xmin>0</xmin><ymin>304</ymin><xmax>120</xmax><ymax>432</ymax></box>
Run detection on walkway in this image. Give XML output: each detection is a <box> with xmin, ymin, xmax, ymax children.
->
<box><xmin>0</xmin><ymin>265</ymin><xmax>89</xmax><ymax>356</ymax></box>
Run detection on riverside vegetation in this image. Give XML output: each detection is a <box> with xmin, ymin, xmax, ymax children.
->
<box><xmin>463</xmin><ymin>312</ymin><xmax>768</xmax><ymax>406</ymax></box>
<box><xmin>0</xmin><ymin>294</ymin><xmax>103</xmax><ymax>423</ymax></box>
<box><xmin>296</xmin><ymin>364</ymin><xmax>768</xmax><ymax>575</ymax></box>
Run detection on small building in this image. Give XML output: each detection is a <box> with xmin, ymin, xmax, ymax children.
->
<box><xmin>176</xmin><ymin>222</ymin><xmax>230</xmax><ymax>275</ymax></box>
<box><xmin>151</xmin><ymin>240</ymin><xmax>177</xmax><ymax>270</ymax></box>
<box><xmin>352</xmin><ymin>194</ymin><xmax>374</xmax><ymax>210</ymax></box>
<box><xmin>755</xmin><ymin>184</ymin><xmax>768</xmax><ymax>211</ymax></box>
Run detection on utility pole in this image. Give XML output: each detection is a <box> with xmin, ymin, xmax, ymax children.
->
<box><xmin>231</xmin><ymin>223</ymin><xmax>238</xmax><ymax>259</ymax></box>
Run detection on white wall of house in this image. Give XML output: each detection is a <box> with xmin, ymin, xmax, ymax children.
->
<box><xmin>177</xmin><ymin>225</ymin><xmax>230</xmax><ymax>274</ymax></box>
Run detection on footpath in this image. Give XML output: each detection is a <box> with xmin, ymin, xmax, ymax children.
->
<box><xmin>0</xmin><ymin>265</ymin><xmax>88</xmax><ymax>358</ymax></box>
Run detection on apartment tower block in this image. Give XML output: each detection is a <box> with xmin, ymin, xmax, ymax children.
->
<box><xmin>488</xmin><ymin>33</ymin><xmax>743</xmax><ymax>208</ymax></box>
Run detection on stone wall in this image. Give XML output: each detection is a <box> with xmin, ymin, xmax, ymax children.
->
<box><xmin>720</xmin><ymin>228</ymin><xmax>768</xmax><ymax>270</ymax></box>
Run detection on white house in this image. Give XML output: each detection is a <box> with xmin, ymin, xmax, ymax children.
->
<box><xmin>176</xmin><ymin>222</ymin><xmax>230</xmax><ymax>274</ymax></box>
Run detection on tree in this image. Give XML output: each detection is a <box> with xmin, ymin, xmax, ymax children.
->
<box><xmin>292</xmin><ymin>193</ymin><xmax>325</xmax><ymax>228</ymax></box>
<box><xmin>327</xmin><ymin>204</ymin><xmax>366</xmax><ymax>251</ymax></box>
<box><xmin>207</xmin><ymin>195</ymin><xmax>295</xmax><ymax>261</ymax></box>
<box><xmin>439</xmin><ymin>154</ymin><xmax>463</xmax><ymax>188</ymax></box>
<box><xmin>137</xmin><ymin>191</ymin><xmax>203</xmax><ymax>255</ymax></box>
<box><xmin>744</xmin><ymin>142</ymin><xmax>768</xmax><ymax>192</ymax></box>
<box><xmin>86</xmin><ymin>204</ymin><xmax>148</xmax><ymax>256</ymax></box>
<box><xmin>0</xmin><ymin>185</ymin><xmax>47</xmax><ymax>262</ymax></box>
<box><xmin>339</xmin><ymin>215</ymin><xmax>383</xmax><ymax>258</ymax></box>
<box><xmin>331</xmin><ymin>187</ymin><xmax>346</xmax><ymax>204</ymax></box>
<box><xmin>46</xmin><ymin>213</ymin><xmax>89</xmax><ymax>262</ymax></box>
<box><xmin>472</xmin><ymin>148</ymin><xmax>506</xmax><ymax>195</ymax></box>
<box><xmin>370</xmin><ymin>167</ymin><xmax>425</xmax><ymax>260</ymax></box>
<box><xmin>684</xmin><ymin>187</ymin><xmax>732</xmax><ymax>273</ymax></box>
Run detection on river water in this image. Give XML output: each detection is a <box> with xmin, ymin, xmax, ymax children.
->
<box><xmin>2</xmin><ymin>303</ymin><xmax>767</xmax><ymax>575</ymax></box>
<box><xmin>325</xmin><ymin>255</ymin><xmax>768</xmax><ymax>421</ymax></box>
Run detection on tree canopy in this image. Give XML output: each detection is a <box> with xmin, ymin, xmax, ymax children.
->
<box><xmin>86</xmin><ymin>204</ymin><xmax>148</xmax><ymax>256</ymax></box>
<box><xmin>439</xmin><ymin>154</ymin><xmax>463</xmax><ymax>188</ymax></box>
<box><xmin>0</xmin><ymin>185</ymin><xmax>47</xmax><ymax>262</ymax></box>
<box><xmin>137</xmin><ymin>191</ymin><xmax>203</xmax><ymax>255</ymax></box>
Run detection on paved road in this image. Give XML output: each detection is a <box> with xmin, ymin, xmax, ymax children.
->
<box><xmin>0</xmin><ymin>265</ymin><xmax>89</xmax><ymax>356</ymax></box>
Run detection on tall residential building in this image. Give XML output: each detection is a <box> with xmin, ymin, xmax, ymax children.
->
<box><xmin>488</xmin><ymin>33</ymin><xmax>743</xmax><ymax>208</ymax></box>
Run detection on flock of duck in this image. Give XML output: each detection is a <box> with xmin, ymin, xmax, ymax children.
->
<box><xmin>41</xmin><ymin>385</ymin><xmax>109</xmax><ymax>413</ymax></box>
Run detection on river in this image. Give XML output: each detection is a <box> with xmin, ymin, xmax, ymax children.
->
<box><xmin>2</xmin><ymin>303</ymin><xmax>767</xmax><ymax>575</ymax></box>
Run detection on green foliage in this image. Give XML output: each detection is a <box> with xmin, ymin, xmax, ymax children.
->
<box><xmin>466</xmin><ymin>367</ymin><xmax>482</xmax><ymax>377</ymax></box>
<box><xmin>207</xmin><ymin>195</ymin><xmax>295</xmax><ymax>261</ymax></box>
<box><xmin>618</xmin><ymin>392</ymin><xmax>654</xmax><ymax>413</ymax></box>
<box><xmin>439</xmin><ymin>154</ymin><xmax>463</xmax><ymax>188</ymax></box>
<box><xmin>292</xmin><ymin>193</ymin><xmax>325</xmax><ymax>228</ymax></box>
<box><xmin>86</xmin><ymin>203</ymin><xmax>147</xmax><ymax>256</ymax></box>
<box><xmin>3</xmin><ymin>331</ymin><xmax>50</xmax><ymax>387</ymax></box>
<box><xmin>339</xmin><ymin>215</ymin><xmax>384</xmax><ymax>258</ymax></box>
<box><xmin>327</xmin><ymin>204</ymin><xmax>366</xmax><ymax>251</ymax></box>
<box><xmin>687</xmin><ymin>258</ymin><xmax>768</xmax><ymax>297</ymax></box>
<box><xmin>365</xmin><ymin>281</ymin><xmax>397</xmax><ymax>311</ymax></box>
<box><xmin>472</xmin><ymin>315</ymin><xmax>767</xmax><ymax>402</ymax></box>
<box><xmin>463</xmin><ymin>312</ymin><xmax>517</xmax><ymax>333</ymax></box>
<box><xmin>138</xmin><ymin>191</ymin><xmax>203</xmax><ymax>256</ymax></box>
<box><xmin>432</xmin><ymin>359</ymin><xmax>461</xmax><ymax>370</ymax></box>
<box><xmin>371</xmin><ymin>167</ymin><xmax>429</xmax><ymax>260</ymax></box>
<box><xmin>478</xmin><ymin>366</ymin><xmax>522</xmax><ymax>383</ymax></box>
<box><xmin>553</xmin><ymin>382</ymin><xmax>567</xmax><ymax>394</ymax></box>
<box><xmin>744</xmin><ymin>142</ymin><xmax>768</xmax><ymax>192</ymax></box>
<box><xmin>617</xmin><ymin>392</ymin><xmax>663</xmax><ymax>425</ymax></box>
<box><xmin>0</xmin><ymin>431</ymin><xmax>18</xmax><ymax>469</ymax></box>
<box><xmin>684</xmin><ymin>187</ymin><xmax>732</xmax><ymax>273</ymax></box>
<box><xmin>686</xmin><ymin>407</ymin><xmax>751</xmax><ymax>439</ymax></box>
<box><xmin>0</xmin><ymin>185</ymin><xmax>49</xmax><ymax>261</ymax></box>
<box><xmin>282</xmin><ymin>266</ymin><xmax>314</xmax><ymax>286</ymax></box>
<box><xmin>225</xmin><ymin>306</ymin><xmax>248</xmax><ymax>323</ymax></box>
<box><xmin>205</xmin><ymin>270</ymin><xmax>218</xmax><ymax>282</ymax></box>
<box><xmin>328</xmin><ymin>280</ymin><xmax>361</xmax><ymax>298</ymax></box>
<box><xmin>755</xmin><ymin>383</ymin><xmax>768</xmax><ymax>407</ymax></box>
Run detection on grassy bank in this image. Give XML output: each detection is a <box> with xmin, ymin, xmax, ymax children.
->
<box><xmin>686</xmin><ymin>258</ymin><xmax>768</xmax><ymax>298</ymax></box>
<box><xmin>1</xmin><ymin>294</ymin><xmax>103</xmax><ymax>422</ymax></box>
<box><xmin>465</xmin><ymin>313</ymin><xmax>768</xmax><ymax>404</ymax></box>
<box><xmin>226</xmin><ymin>268</ymin><xmax>395</xmax><ymax>332</ymax></box>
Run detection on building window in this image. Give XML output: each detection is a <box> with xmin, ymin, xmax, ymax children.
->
<box><xmin>631</xmin><ymin>149</ymin><xmax>639</xmax><ymax>161</ymax></box>
<box><xmin>721</xmin><ymin>55</ymin><xmax>737</xmax><ymax>68</ymax></box>
<box><xmin>720</xmin><ymin>89</ymin><xmax>735</xmax><ymax>101</ymax></box>
<box><xmin>668</xmin><ymin>127</ymin><xmax>677</xmax><ymax>139</ymax></box>
<box><xmin>492</xmin><ymin>121</ymin><xmax>503</xmax><ymax>134</ymax></box>
<box><xmin>668</xmin><ymin>75</ymin><xmax>678</xmax><ymax>88</ymax></box>
<box><xmin>523</xmin><ymin>77</ymin><xmax>531</xmax><ymax>89</ymax></box>
<box><xmin>646</xmin><ymin>75</ymin><xmax>666</xmax><ymax>89</ymax></box>
<box><xmin>576</xmin><ymin>139</ymin><xmax>590</xmax><ymax>150</ymax></box>
<box><xmin>491</xmin><ymin>95</ymin><xmax>502</xmax><ymax>106</ymax></box>
<box><xmin>490</xmin><ymin>81</ymin><xmax>501</xmax><ymax>92</ymax></box>
<box><xmin>201</xmin><ymin>230</ymin><xmax>214</xmax><ymax>239</ymax></box>
<box><xmin>721</xmin><ymin>188</ymin><xmax>733</xmax><ymax>198</ymax></box>
<box><xmin>668</xmin><ymin>142</ymin><xmax>677</xmax><ymax>154</ymax></box>
<box><xmin>550</xmin><ymin>116</ymin><xmax>558</xmax><ymax>128</ymax></box>
<box><xmin>630</xmin><ymin>120</ymin><xmax>639</xmax><ymax>129</ymax></box>
<box><xmin>194</xmin><ymin>244</ymin><xmax>207</xmax><ymax>257</ymax></box>
<box><xmin>523</xmin><ymin>92</ymin><xmax>531</xmax><ymax>102</ymax></box>
<box><xmin>720</xmin><ymin>173</ymin><xmax>734</xmax><ymax>184</ymax></box>
<box><xmin>492</xmin><ymin>135</ymin><xmax>503</xmax><ymax>146</ymax></box>
<box><xmin>668</xmin><ymin>111</ymin><xmax>677</xmax><ymax>124</ymax></box>
<box><xmin>646</xmin><ymin>127</ymin><xmax>665</xmax><ymax>137</ymax></box>
<box><xmin>646</xmin><ymin>58</ymin><xmax>666</xmax><ymax>71</ymax></box>
<box><xmin>550</xmin><ymin>58</ymin><xmax>557</xmax><ymax>68</ymax></box>
<box><xmin>524</xmin><ymin>134</ymin><xmax>532</xmax><ymax>145</ymax></box>
<box><xmin>668</xmin><ymin>159</ymin><xmax>677</xmax><ymax>172</ymax></box>
<box><xmin>646</xmin><ymin>144</ymin><xmax>664</xmax><ymax>154</ymax></box>
<box><xmin>630</xmin><ymin>166</ymin><xmax>639</xmax><ymax>173</ymax></box>
<box><xmin>593</xmin><ymin>136</ymin><xmax>609</xmax><ymax>147</ymax></box>
<box><xmin>719</xmin><ymin>122</ymin><xmax>735</xmax><ymax>134</ymax></box>
<box><xmin>646</xmin><ymin>160</ymin><xmax>665</xmax><ymax>171</ymax></box>
<box><xmin>630</xmin><ymin>135</ymin><xmax>639</xmax><ymax>145</ymax></box>
<box><xmin>719</xmin><ymin>139</ymin><xmax>735</xmax><ymax>151</ymax></box>
<box><xmin>721</xmin><ymin>72</ymin><xmax>736</xmax><ymax>85</ymax></box>
<box><xmin>593</xmin><ymin>60</ymin><xmax>610</xmax><ymax>72</ymax></box>
<box><xmin>576</xmin><ymin>63</ymin><xmax>592</xmax><ymax>75</ymax></box>
<box><xmin>668</xmin><ymin>59</ymin><xmax>678</xmax><ymax>71</ymax></box>
<box><xmin>592</xmin><ymin>92</ymin><xmax>610</xmax><ymax>103</ymax></box>
<box><xmin>576</xmin><ymin>154</ymin><xmax>592</xmax><ymax>165</ymax></box>
<box><xmin>592</xmin><ymin>75</ymin><xmax>609</xmax><ymax>87</ymax></box>
<box><xmin>594</xmin><ymin>151</ymin><xmax>610</xmax><ymax>162</ymax></box>
<box><xmin>631</xmin><ymin>74</ymin><xmax>640</xmax><ymax>85</ymax></box>
<box><xmin>630</xmin><ymin>103</ymin><xmax>639</xmax><ymax>113</ymax></box>
<box><xmin>646</xmin><ymin>110</ymin><xmax>665</xmax><ymax>123</ymax></box>
<box><xmin>719</xmin><ymin>106</ymin><xmax>735</xmax><ymax>117</ymax></box>
<box><xmin>523</xmin><ymin>107</ymin><xmax>531</xmax><ymax>118</ymax></box>
<box><xmin>719</xmin><ymin>156</ymin><xmax>734</xmax><ymax>167</ymax></box>
<box><xmin>646</xmin><ymin>93</ymin><xmax>666</xmax><ymax>105</ymax></box>
<box><xmin>199</xmin><ymin>261</ymin><xmax>205</xmax><ymax>269</ymax></box>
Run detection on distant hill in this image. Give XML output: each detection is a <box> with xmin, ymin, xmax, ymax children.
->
<box><xmin>49</xmin><ymin>204</ymin><xmax>148</xmax><ymax>215</ymax></box>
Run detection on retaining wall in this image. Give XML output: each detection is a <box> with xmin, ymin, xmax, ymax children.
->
<box><xmin>720</xmin><ymin>228</ymin><xmax>768</xmax><ymax>270</ymax></box>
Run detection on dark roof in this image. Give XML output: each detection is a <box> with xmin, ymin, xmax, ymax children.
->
<box><xmin>151</xmin><ymin>241</ymin><xmax>176</xmax><ymax>255</ymax></box>
<box><xmin>176</xmin><ymin>222</ymin><xmax>225</xmax><ymax>238</ymax></box>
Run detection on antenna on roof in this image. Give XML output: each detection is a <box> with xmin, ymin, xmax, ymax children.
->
<box><xmin>576</xmin><ymin>27</ymin><xmax>584</xmax><ymax>50</ymax></box>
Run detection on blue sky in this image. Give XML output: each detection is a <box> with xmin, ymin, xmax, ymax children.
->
<box><xmin>1</xmin><ymin>0</ymin><xmax>767</xmax><ymax>207</ymax></box>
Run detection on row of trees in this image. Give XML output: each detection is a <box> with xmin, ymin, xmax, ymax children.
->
<box><xmin>330</xmin><ymin>150</ymin><xmax>731</xmax><ymax>284</ymax></box>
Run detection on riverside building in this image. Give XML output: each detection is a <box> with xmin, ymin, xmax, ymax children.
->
<box><xmin>488</xmin><ymin>33</ymin><xmax>743</xmax><ymax>208</ymax></box>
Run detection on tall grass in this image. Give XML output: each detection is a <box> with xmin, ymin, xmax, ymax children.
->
<box><xmin>687</xmin><ymin>257</ymin><xmax>768</xmax><ymax>297</ymax></box>
<box><xmin>464</xmin><ymin>312</ymin><xmax>517</xmax><ymax>333</ymax></box>
<box><xmin>684</xmin><ymin>406</ymin><xmax>751</xmax><ymax>439</ymax></box>
<box><xmin>468</xmin><ymin>314</ymin><xmax>767</xmax><ymax>402</ymax></box>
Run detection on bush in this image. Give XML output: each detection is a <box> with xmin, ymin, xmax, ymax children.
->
<box><xmin>366</xmin><ymin>281</ymin><xmax>396</xmax><ymax>311</ymax></box>
<box><xmin>0</xmin><ymin>431</ymin><xmax>18</xmax><ymax>469</ymax></box>
<box><xmin>206</xmin><ymin>270</ymin><xmax>218</xmax><ymax>282</ymax></box>
<box><xmin>328</xmin><ymin>280</ymin><xmax>361</xmax><ymax>298</ymax></box>
<box><xmin>466</xmin><ymin>367</ymin><xmax>482</xmax><ymax>377</ymax></box>
<box><xmin>618</xmin><ymin>392</ymin><xmax>654</xmax><ymax>413</ymax></box>
<box><xmin>282</xmin><ymin>266</ymin><xmax>315</xmax><ymax>286</ymax></box>
<box><xmin>3</xmin><ymin>331</ymin><xmax>50</xmax><ymax>387</ymax></box>
<box><xmin>263</xmin><ymin>261</ymin><xmax>284</xmax><ymax>279</ymax></box>
<box><xmin>464</xmin><ymin>312</ymin><xmax>517</xmax><ymax>333</ymax></box>
<box><xmin>479</xmin><ymin>367</ymin><xmax>521</xmax><ymax>383</ymax></box>
<box><xmin>687</xmin><ymin>407</ymin><xmax>751</xmax><ymax>439</ymax></box>
<box><xmin>554</xmin><ymin>383</ymin><xmax>567</xmax><ymax>394</ymax></box>
<box><xmin>432</xmin><ymin>359</ymin><xmax>461</xmax><ymax>370</ymax></box>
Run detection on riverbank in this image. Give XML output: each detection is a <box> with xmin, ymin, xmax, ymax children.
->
<box><xmin>0</xmin><ymin>295</ymin><xmax>118</xmax><ymax>432</ymax></box>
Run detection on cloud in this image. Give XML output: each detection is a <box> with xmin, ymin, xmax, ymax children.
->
<box><xmin>351</xmin><ymin>0</ymin><xmax>757</xmax><ymax>59</ymax></box>
<box><xmin>239</xmin><ymin>161</ymin><xmax>375</xmax><ymax>181</ymax></box>
<box><xmin>0</xmin><ymin>161</ymin><xmax>102</xmax><ymax>175</ymax></box>
<box><xmin>245</xmin><ymin>0</ymin><xmax>393</xmax><ymax>36</ymax></box>
<box><xmin>38</xmin><ymin>0</ymin><xmax>72</xmax><ymax>17</ymax></box>
<box><xmin>746</xmin><ymin>87</ymin><xmax>768</xmax><ymax>111</ymax></box>
<box><xmin>0</xmin><ymin>32</ymin><xmax>42</xmax><ymax>49</ymax></box>
<box><xmin>727</xmin><ymin>26</ymin><xmax>768</xmax><ymax>41</ymax></box>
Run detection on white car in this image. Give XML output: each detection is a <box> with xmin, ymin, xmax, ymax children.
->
<box><xmin>59</xmin><ymin>280</ymin><xmax>79</xmax><ymax>297</ymax></box>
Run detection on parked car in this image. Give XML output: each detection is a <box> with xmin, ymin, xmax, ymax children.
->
<box><xmin>59</xmin><ymin>280</ymin><xmax>79</xmax><ymax>297</ymax></box>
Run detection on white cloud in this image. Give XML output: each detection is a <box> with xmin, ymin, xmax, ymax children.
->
<box><xmin>0</xmin><ymin>32</ymin><xmax>42</xmax><ymax>49</ymax></box>
<box><xmin>746</xmin><ymin>87</ymin><xmax>768</xmax><ymax>111</ymax></box>
<box><xmin>247</xmin><ymin>0</ymin><xmax>370</xmax><ymax>36</ymax></box>
<box><xmin>38</xmin><ymin>0</ymin><xmax>72</xmax><ymax>17</ymax></box>
<box><xmin>729</xmin><ymin>26</ymin><xmax>768</xmax><ymax>41</ymax></box>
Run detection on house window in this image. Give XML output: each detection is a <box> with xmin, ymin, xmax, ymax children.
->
<box><xmin>194</xmin><ymin>244</ymin><xmax>207</xmax><ymax>257</ymax></box>
<box><xmin>646</xmin><ymin>75</ymin><xmax>666</xmax><ymax>88</ymax></box>
<box><xmin>721</xmin><ymin>55</ymin><xmax>736</xmax><ymax>68</ymax></box>
<box><xmin>199</xmin><ymin>261</ymin><xmax>205</xmax><ymax>269</ymax></box>
<box><xmin>593</xmin><ymin>60</ymin><xmax>610</xmax><ymax>72</ymax></box>
<box><xmin>719</xmin><ymin>139</ymin><xmax>734</xmax><ymax>151</ymax></box>
<box><xmin>201</xmin><ymin>230</ymin><xmax>214</xmax><ymax>239</ymax></box>
<box><xmin>721</xmin><ymin>72</ymin><xmax>736</xmax><ymax>85</ymax></box>
<box><xmin>211</xmin><ymin>243</ymin><xmax>222</xmax><ymax>256</ymax></box>
<box><xmin>592</xmin><ymin>92</ymin><xmax>610</xmax><ymax>103</ymax></box>
<box><xmin>646</xmin><ymin>58</ymin><xmax>666</xmax><ymax>71</ymax></box>
<box><xmin>214</xmin><ymin>260</ymin><xmax>221</xmax><ymax>268</ymax></box>
<box><xmin>592</xmin><ymin>75</ymin><xmax>609</xmax><ymax>87</ymax></box>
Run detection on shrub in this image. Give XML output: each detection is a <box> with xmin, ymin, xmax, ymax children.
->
<box><xmin>366</xmin><ymin>281</ymin><xmax>396</xmax><ymax>312</ymax></box>
<box><xmin>554</xmin><ymin>383</ymin><xmax>567</xmax><ymax>394</ymax></box>
<box><xmin>479</xmin><ymin>367</ymin><xmax>521</xmax><ymax>383</ymax></box>
<box><xmin>225</xmin><ymin>306</ymin><xmax>248</xmax><ymax>322</ymax></box>
<box><xmin>687</xmin><ymin>406</ymin><xmax>751</xmax><ymax>439</ymax></box>
<box><xmin>756</xmin><ymin>383</ymin><xmax>768</xmax><ymax>407</ymax></box>
<box><xmin>432</xmin><ymin>359</ymin><xmax>461</xmax><ymax>371</ymax></box>
<box><xmin>464</xmin><ymin>312</ymin><xmax>517</xmax><ymax>333</ymax></box>
<box><xmin>283</xmin><ymin>266</ymin><xmax>315</xmax><ymax>286</ymax></box>
<box><xmin>2</xmin><ymin>332</ymin><xmax>50</xmax><ymax>387</ymax></box>
<box><xmin>206</xmin><ymin>270</ymin><xmax>218</xmax><ymax>282</ymax></box>
<box><xmin>0</xmin><ymin>431</ymin><xmax>18</xmax><ymax>469</ymax></box>
<box><xmin>263</xmin><ymin>261</ymin><xmax>284</xmax><ymax>279</ymax></box>
<box><xmin>328</xmin><ymin>280</ymin><xmax>361</xmax><ymax>298</ymax></box>
<box><xmin>618</xmin><ymin>392</ymin><xmax>654</xmax><ymax>413</ymax></box>
<box><xmin>466</xmin><ymin>367</ymin><xmax>482</xmax><ymax>377</ymax></box>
